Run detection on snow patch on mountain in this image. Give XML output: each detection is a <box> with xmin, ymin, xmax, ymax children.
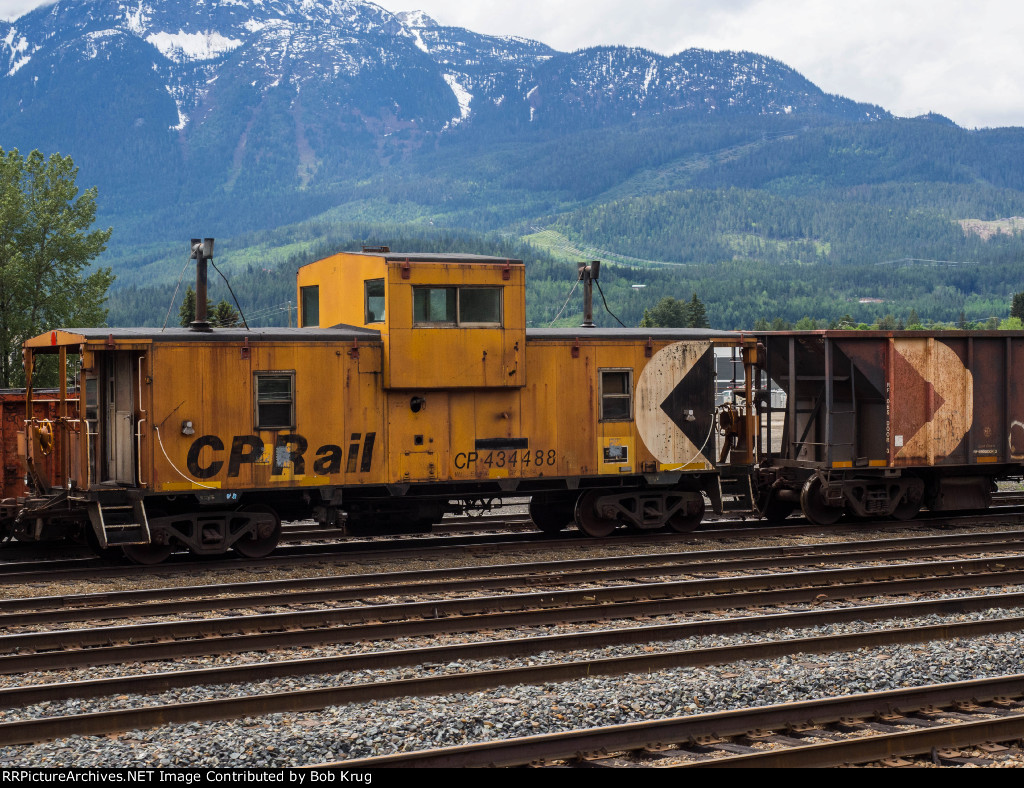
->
<box><xmin>443</xmin><ymin>72</ymin><xmax>472</xmax><ymax>122</ymax></box>
<box><xmin>3</xmin><ymin>26</ymin><xmax>35</xmax><ymax>76</ymax></box>
<box><xmin>146</xmin><ymin>29</ymin><xmax>243</xmax><ymax>62</ymax></box>
<box><xmin>122</xmin><ymin>1</ymin><xmax>149</xmax><ymax>35</ymax></box>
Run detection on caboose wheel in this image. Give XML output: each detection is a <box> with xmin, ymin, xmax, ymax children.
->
<box><xmin>529</xmin><ymin>494</ymin><xmax>577</xmax><ymax>534</ymax></box>
<box><xmin>800</xmin><ymin>477</ymin><xmax>843</xmax><ymax>526</ymax></box>
<box><xmin>122</xmin><ymin>542</ymin><xmax>174</xmax><ymax>565</ymax></box>
<box><xmin>667</xmin><ymin>494</ymin><xmax>705</xmax><ymax>533</ymax></box>
<box><xmin>574</xmin><ymin>490</ymin><xmax>619</xmax><ymax>538</ymax></box>
<box><xmin>232</xmin><ymin>504</ymin><xmax>282</xmax><ymax>559</ymax></box>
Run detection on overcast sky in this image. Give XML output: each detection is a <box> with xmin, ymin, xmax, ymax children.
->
<box><xmin>2</xmin><ymin>0</ymin><xmax>1022</xmax><ymax>128</ymax></box>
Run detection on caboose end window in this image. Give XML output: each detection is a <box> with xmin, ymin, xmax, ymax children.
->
<box><xmin>300</xmin><ymin>286</ymin><xmax>319</xmax><ymax>327</ymax></box>
<box><xmin>254</xmin><ymin>372</ymin><xmax>295</xmax><ymax>430</ymax></box>
<box><xmin>364</xmin><ymin>279</ymin><xmax>385</xmax><ymax>323</ymax></box>
<box><xmin>600</xmin><ymin>369</ymin><xmax>633</xmax><ymax>421</ymax></box>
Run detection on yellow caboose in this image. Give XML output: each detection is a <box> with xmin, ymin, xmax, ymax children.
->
<box><xmin>15</xmin><ymin>246</ymin><xmax>745</xmax><ymax>562</ymax></box>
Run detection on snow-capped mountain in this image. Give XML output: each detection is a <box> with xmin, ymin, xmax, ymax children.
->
<box><xmin>0</xmin><ymin>0</ymin><xmax>889</xmax><ymax>238</ymax></box>
<box><xmin>1</xmin><ymin>0</ymin><xmax>881</xmax><ymax>136</ymax></box>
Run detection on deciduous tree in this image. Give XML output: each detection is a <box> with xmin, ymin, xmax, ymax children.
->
<box><xmin>0</xmin><ymin>149</ymin><xmax>113</xmax><ymax>385</ymax></box>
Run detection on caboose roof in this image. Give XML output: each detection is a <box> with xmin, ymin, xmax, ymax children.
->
<box><xmin>25</xmin><ymin>324</ymin><xmax>381</xmax><ymax>349</ymax></box>
<box><xmin>526</xmin><ymin>327</ymin><xmax>736</xmax><ymax>340</ymax></box>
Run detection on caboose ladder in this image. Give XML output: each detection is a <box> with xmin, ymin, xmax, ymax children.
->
<box><xmin>86</xmin><ymin>499</ymin><xmax>151</xmax><ymax>548</ymax></box>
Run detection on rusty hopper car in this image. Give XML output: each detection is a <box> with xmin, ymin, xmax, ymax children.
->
<box><xmin>10</xmin><ymin>249</ymin><xmax>749</xmax><ymax>562</ymax></box>
<box><xmin>737</xmin><ymin>330</ymin><xmax>1024</xmax><ymax>524</ymax></box>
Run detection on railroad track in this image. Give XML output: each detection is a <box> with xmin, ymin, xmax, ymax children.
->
<box><xmin>3</xmin><ymin>506</ymin><xmax>1024</xmax><ymax>582</ymax></box>
<box><xmin>1</xmin><ymin>531</ymin><xmax>1024</xmax><ymax>743</ymax></box>
<box><xmin>3</xmin><ymin>523</ymin><xmax>1024</xmax><ymax>765</ymax></box>
<box><xmin>328</xmin><ymin>675</ymin><xmax>1024</xmax><ymax>768</ymax></box>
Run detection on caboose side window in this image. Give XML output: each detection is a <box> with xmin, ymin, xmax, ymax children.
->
<box><xmin>413</xmin><ymin>286</ymin><xmax>502</xmax><ymax>326</ymax></box>
<box><xmin>254</xmin><ymin>372</ymin><xmax>295</xmax><ymax>430</ymax></box>
<box><xmin>600</xmin><ymin>369</ymin><xmax>633</xmax><ymax>421</ymax></box>
<box><xmin>414</xmin><ymin>287</ymin><xmax>457</xmax><ymax>324</ymax></box>
<box><xmin>365</xmin><ymin>279</ymin><xmax>385</xmax><ymax>323</ymax></box>
<box><xmin>459</xmin><ymin>288</ymin><xmax>502</xmax><ymax>325</ymax></box>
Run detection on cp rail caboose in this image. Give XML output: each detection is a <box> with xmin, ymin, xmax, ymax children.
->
<box><xmin>738</xmin><ymin>330</ymin><xmax>1024</xmax><ymax>524</ymax></box>
<box><xmin>10</xmin><ymin>246</ymin><xmax>748</xmax><ymax>562</ymax></box>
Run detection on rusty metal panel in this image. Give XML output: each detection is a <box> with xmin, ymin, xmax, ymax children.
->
<box><xmin>969</xmin><ymin>337</ymin><xmax>1005</xmax><ymax>464</ymax></box>
<box><xmin>1</xmin><ymin>391</ymin><xmax>63</xmax><ymax>498</ymax></box>
<box><xmin>891</xmin><ymin>337</ymin><xmax>972</xmax><ymax>466</ymax></box>
<box><xmin>148</xmin><ymin>341</ymin><xmax>386</xmax><ymax>492</ymax></box>
<box><xmin>1012</xmin><ymin>339</ymin><xmax>1024</xmax><ymax>461</ymax></box>
<box><xmin>386</xmin><ymin>391</ymin><xmax>450</xmax><ymax>483</ymax></box>
<box><xmin>446</xmin><ymin>390</ymin><xmax>523</xmax><ymax>482</ymax></box>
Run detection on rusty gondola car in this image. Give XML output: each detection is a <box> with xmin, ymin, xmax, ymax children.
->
<box><xmin>737</xmin><ymin>330</ymin><xmax>1024</xmax><ymax>524</ymax></box>
<box><xmin>9</xmin><ymin>246</ymin><xmax>749</xmax><ymax>562</ymax></box>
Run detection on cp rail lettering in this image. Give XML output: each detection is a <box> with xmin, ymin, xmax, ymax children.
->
<box><xmin>455</xmin><ymin>449</ymin><xmax>557</xmax><ymax>469</ymax></box>
<box><xmin>186</xmin><ymin>433</ymin><xmax>376</xmax><ymax>478</ymax></box>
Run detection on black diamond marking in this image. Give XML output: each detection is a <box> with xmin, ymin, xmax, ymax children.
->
<box><xmin>660</xmin><ymin>347</ymin><xmax>715</xmax><ymax>450</ymax></box>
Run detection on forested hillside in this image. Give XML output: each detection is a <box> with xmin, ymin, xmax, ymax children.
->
<box><xmin>8</xmin><ymin>1</ymin><xmax>1023</xmax><ymax>332</ymax></box>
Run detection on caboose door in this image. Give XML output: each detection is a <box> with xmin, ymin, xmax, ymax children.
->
<box><xmin>105</xmin><ymin>352</ymin><xmax>135</xmax><ymax>484</ymax></box>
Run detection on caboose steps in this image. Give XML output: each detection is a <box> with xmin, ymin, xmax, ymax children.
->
<box><xmin>86</xmin><ymin>500</ymin><xmax>151</xmax><ymax>548</ymax></box>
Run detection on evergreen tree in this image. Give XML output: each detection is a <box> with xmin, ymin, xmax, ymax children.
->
<box><xmin>686</xmin><ymin>292</ymin><xmax>710</xmax><ymax>328</ymax></box>
<box><xmin>179</xmin><ymin>285</ymin><xmax>215</xmax><ymax>327</ymax></box>
<box><xmin>0</xmin><ymin>148</ymin><xmax>113</xmax><ymax>385</ymax></box>
<box><xmin>212</xmin><ymin>300</ymin><xmax>241</xmax><ymax>327</ymax></box>
<box><xmin>1011</xmin><ymin>292</ymin><xmax>1024</xmax><ymax>321</ymax></box>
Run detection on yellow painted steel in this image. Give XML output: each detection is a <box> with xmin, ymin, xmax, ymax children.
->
<box><xmin>297</xmin><ymin>252</ymin><xmax>526</xmax><ymax>390</ymax></box>
<box><xmin>23</xmin><ymin>252</ymin><xmax>731</xmax><ymax>495</ymax></box>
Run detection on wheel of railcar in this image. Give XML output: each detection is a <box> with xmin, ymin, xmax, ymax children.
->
<box><xmin>755</xmin><ymin>490</ymin><xmax>797</xmax><ymax>521</ymax></box>
<box><xmin>667</xmin><ymin>495</ymin><xmax>706</xmax><ymax>533</ymax></box>
<box><xmin>232</xmin><ymin>504</ymin><xmax>282</xmax><ymax>559</ymax></box>
<box><xmin>529</xmin><ymin>495</ymin><xmax>577</xmax><ymax>534</ymax></box>
<box><xmin>574</xmin><ymin>490</ymin><xmax>619</xmax><ymax>538</ymax></box>
<box><xmin>799</xmin><ymin>476</ymin><xmax>843</xmax><ymax>526</ymax></box>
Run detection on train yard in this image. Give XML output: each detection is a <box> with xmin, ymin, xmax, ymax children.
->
<box><xmin>2</xmin><ymin>512</ymin><xmax>1024</xmax><ymax>767</ymax></box>
<box><xmin>4</xmin><ymin>246</ymin><xmax>1024</xmax><ymax>768</ymax></box>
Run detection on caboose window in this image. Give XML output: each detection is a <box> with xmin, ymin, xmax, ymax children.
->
<box><xmin>414</xmin><ymin>287</ymin><xmax>457</xmax><ymax>324</ymax></box>
<box><xmin>254</xmin><ymin>372</ymin><xmax>295</xmax><ymax>430</ymax></box>
<box><xmin>364</xmin><ymin>279</ymin><xmax>385</xmax><ymax>323</ymax></box>
<box><xmin>413</xmin><ymin>287</ymin><xmax>502</xmax><ymax>326</ymax></box>
<box><xmin>300</xmin><ymin>286</ymin><xmax>319</xmax><ymax>328</ymax></box>
<box><xmin>459</xmin><ymin>288</ymin><xmax>502</xmax><ymax>325</ymax></box>
<box><xmin>600</xmin><ymin>369</ymin><xmax>633</xmax><ymax>421</ymax></box>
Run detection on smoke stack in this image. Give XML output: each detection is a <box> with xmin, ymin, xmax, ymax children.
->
<box><xmin>189</xmin><ymin>238</ymin><xmax>214</xmax><ymax>332</ymax></box>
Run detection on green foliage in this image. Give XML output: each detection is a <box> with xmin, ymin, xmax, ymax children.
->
<box><xmin>1011</xmin><ymin>292</ymin><xmax>1024</xmax><ymax>321</ymax></box>
<box><xmin>176</xmin><ymin>285</ymin><xmax>240</xmax><ymax>328</ymax></box>
<box><xmin>0</xmin><ymin>148</ymin><xmax>112</xmax><ymax>385</ymax></box>
<box><xmin>89</xmin><ymin>111</ymin><xmax>1024</xmax><ymax>334</ymax></box>
<box><xmin>211</xmin><ymin>301</ymin><xmax>242</xmax><ymax>328</ymax></box>
<box><xmin>638</xmin><ymin>293</ymin><xmax>709</xmax><ymax>328</ymax></box>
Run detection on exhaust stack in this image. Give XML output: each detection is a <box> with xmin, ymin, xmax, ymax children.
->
<box><xmin>189</xmin><ymin>238</ymin><xmax>214</xmax><ymax>332</ymax></box>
